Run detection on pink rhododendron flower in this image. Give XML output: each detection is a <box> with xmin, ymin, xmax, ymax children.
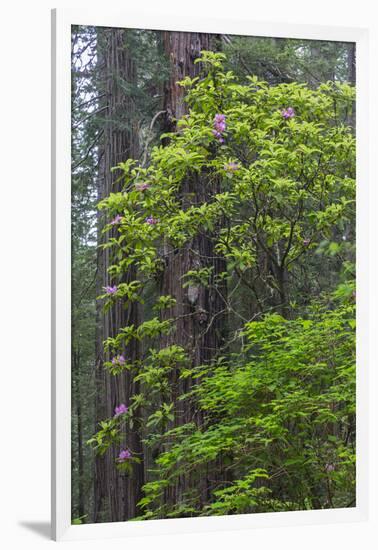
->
<box><xmin>112</xmin><ymin>354</ymin><xmax>126</xmax><ymax>366</ymax></box>
<box><xmin>110</xmin><ymin>214</ymin><xmax>123</xmax><ymax>225</ymax></box>
<box><xmin>145</xmin><ymin>216</ymin><xmax>158</xmax><ymax>225</ymax></box>
<box><xmin>104</xmin><ymin>285</ymin><xmax>118</xmax><ymax>295</ymax></box>
<box><xmin>224</xmin><ymin>162</ymin><xmax>240</xmax><ymax>172</ymax></box>
<box><xmin>281</xmin><ymin>107</ymin><xmax>295</xmax><ymax>119</ymax></box>
<box><xmin>114</xmin><ymin>403</ymin><xmax>128</xmax><ymax>417</ymax></box>
<box><xmin>214</xmin><ymin>113</ymin><xmax>226</xmax><ymax>124</ymax></box>
<box><xmin>118</xmin><ymin>449</ymin><xmax>132</xmax><ymax>462</ymax></box>
<box><xmin>135</xmin><ymin>182</ymin><xmax>150</xmax><ymax>192</ymax></box>
<box><xmin>213</xmin><ymin>114</ymin><xmax>227</xmax><ymax>143</ymax></box>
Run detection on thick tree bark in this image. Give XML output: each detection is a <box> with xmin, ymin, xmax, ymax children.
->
<box><xmin>94</xmin><ymin>27</ymin><xmax>144</xmax><ymax>523</ymax></box>
<box><xmin>72</xmin><ymin>350</ymin><xmax>85</xmax><ymax>518</ymax></box>
<box><xmin>160</xmin><ymin>32</ymin><xmax>228</xmax><ymax>507</ymax></box>
<box><xmin>162</xmin><ymin>32</ymin><xmax>212</xmax><ymax>124</ymax></box>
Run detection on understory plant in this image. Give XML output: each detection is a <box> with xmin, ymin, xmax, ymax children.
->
<box><xmin>89</xmin><ymin>51</ymin><xmax>356</xmax><ymax>518</ymax></box>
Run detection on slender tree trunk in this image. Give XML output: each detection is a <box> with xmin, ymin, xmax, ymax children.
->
<box><xmin>72</xmin><ymin>349</ymin><xmax>85</xmax><ymax>519</ymax></box>
<box><xmin>347</xmin><ymin>42</ymin><xmax>356</xmax><ymax>131</ymax></box>
<box><xmin>76</xmin><ymin>373</ymin><xmax>85</xmax><ymax>518</ymax></box>
<box><xmin>94</xmin><ymin>27</ymin><xmax>144</xmax><ymax>523</ymax></box>
<box><xmin>276</xmin><ymin>264</ymin><xmax>291</xmax><ymax>318</ymax></box>
<box><xmin>347</xmin><ymin>43</ymin><xmax>356</xmax><ymax>86</ymax></box>
<box><xmin>309</xmin><ymin>42</ymin><xmax>335</xmax><ymax>84</ymax></box>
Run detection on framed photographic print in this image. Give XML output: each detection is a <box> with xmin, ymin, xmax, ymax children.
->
<box><xmin>51</xmin><ymin>7</ymin><xmax>369</xmax><ymax>541</ymax></box>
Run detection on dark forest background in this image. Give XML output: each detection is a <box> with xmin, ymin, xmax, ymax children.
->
<box><xmin>71</xmin><ymin>27</ymin><xmax>356</xmax><ymax>523</ymax></box>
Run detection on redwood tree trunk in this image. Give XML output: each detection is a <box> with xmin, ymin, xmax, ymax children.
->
<box><xmin>94</xmin><ymin>27</ymin><xmax>144</xmax><ymax>523</ymax></box>
<box><xmin>160</xmin><ymin>31</ymin><xmax>227</xmax><ymax>507</ymax></box>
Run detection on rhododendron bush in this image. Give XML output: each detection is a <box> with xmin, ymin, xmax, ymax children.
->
<box><xmin>88</xmin><ymin>52</ymin><xmax>355</xmax><ymax>519</ymax></box>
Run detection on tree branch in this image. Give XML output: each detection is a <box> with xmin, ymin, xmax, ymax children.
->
<box><xmin>72</xmin><ymin>130</ymin><xmax>104</xmax><ymax>171</ymax></box>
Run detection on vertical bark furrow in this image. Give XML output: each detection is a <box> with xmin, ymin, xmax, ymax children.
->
<box><xmin>94</xmin><ymin>28</ymin><xmax>143</xmax><ymax>523</ymax></box>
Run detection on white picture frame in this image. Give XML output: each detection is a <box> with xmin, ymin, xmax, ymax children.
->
<box><xmin>51</xmin><ymin>8</ymin><xmax>369</xmax><ymax>541</ymax></box>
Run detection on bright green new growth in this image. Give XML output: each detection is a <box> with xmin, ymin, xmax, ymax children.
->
<box><xmin>90</xmin><ymin>52</ymin><xmax>356</xmax><ymax>518</ymax></box>
<box><xmin>139</xmin><ymin>297</ymin><xmax>355</xmax><ymax>517</ymax></box>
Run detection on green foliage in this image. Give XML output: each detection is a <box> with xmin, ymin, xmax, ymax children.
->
<box><xmin>72</xmin><ymin>515</ymin><xmax>88</xmax><ymax>525</ymax></box>
<box><xmin>97</xmin><ymin>51</ymin><xmax>355</xmax><ymax>316</ymax></box>
<box><xmin>139</xmin><ymin>296</ymin><xmax>355</xmax><ymax>518</ymax></box>
<box><xmin>223</xmin><ymin>36</ymin><xmax>355</xmax><ymax>87</ymax></box>
<box><xmin>87</xmin><ymin>418</ymin><xmax>121</xmax><ymax>456</ymax></box>
<box><xmin>146</xmin><ymin>403</ymin><xmax>174</xmax><ymax>429</ymax></box>
<box><xmin>203</xmin><ymin>470</ymin><xmax>270</xmax><ymax>515</ymax></box>
<box><xmin>88</xmin><ymin>50</ymin><xmax>356</xmax><ymax>521</ymax></box>
<box><xmin>182</xmin><ymin>266</ymin><xmax>214</xmax><ymax>288</ymax></box>
<box><xmin>153</xmin><ymin>295</ymin><xmax>177</xmax><ymax>310</ymax></box>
